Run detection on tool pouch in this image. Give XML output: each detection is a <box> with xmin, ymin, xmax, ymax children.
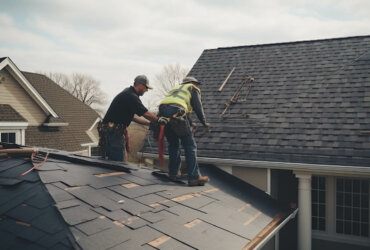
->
<box><xmin>169</xmin><ymin>116</ymin><xmax>191</xmax><ymax>137</ymax></box>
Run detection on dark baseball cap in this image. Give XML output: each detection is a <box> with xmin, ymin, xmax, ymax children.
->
<box><xmin>134</xmin><ymin>75</ymin><xmax>153</xmax><ymax>89</ymax></box>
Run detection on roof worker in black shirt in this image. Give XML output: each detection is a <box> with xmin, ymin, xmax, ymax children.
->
<box><xmin>100</xmin><ymin>75</ymin><xmax>158</xmax><ymax>161</ymax></box>
<box><xmin>158</xmin><ymin>76</ymin><xmax>210</xmax><ymax>186</ymax></box>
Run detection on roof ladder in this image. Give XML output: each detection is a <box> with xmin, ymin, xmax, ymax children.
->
<box><xmin>220</xmin><ymin>75</ymin><xmax>254</xmax><ymax>118</ymax></box>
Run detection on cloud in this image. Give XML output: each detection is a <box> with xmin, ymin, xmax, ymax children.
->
<box><xmin>1</xmin><ymin>0</ymin><xmax>370</xmax><ymax>104</ymax></box>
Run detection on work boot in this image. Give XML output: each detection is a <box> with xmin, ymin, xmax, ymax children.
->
<box><xmin>168</xmin><ymin>175</ymin><xmax>180</xmax><ymax>181</ymax></box>
<box><xmin>188</xmin><ymin>176</ymin><xmax>209</xmax><ymax>186</ymax></box>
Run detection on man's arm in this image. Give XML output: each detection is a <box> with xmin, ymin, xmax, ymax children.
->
<box><xmin>133</xmin><ymin>111</ymin><xmax>158</xmax><ymax>126</ymax></box>
<box><xmin>190</xmin><ymin>88</ymin><xmax>207</xmax><ymax>126</ymax></box>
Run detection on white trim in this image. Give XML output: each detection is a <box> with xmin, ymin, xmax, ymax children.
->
<box><xmin>71</xmin><ymin>149</ymin><xmax>89</xmax><ymax>155</ymax></box>
<box><xmin>88</xmin><ymin>117</ymin><xmax>101</xmax><ymax>131</ymax></box>
<box><xmin>141</xmin><ymin>153</ymin><xmax>370</xmax><ymax>176</ymax></box>
<box><xmin>255</xmin><ymin>209</ymin><xmax>299</xmax><ymax>250</ymax></box>
<box><xmin>267</xmin><ymin>168</ymin><xmax>271</xmax><ymax>195</ymax></box>
<box><xmin>42</xmin><ymin>122</ymin><xmax>69</xmax><ymax>127</ymax></box>
<box><xmin>21</xmin><ymin>129</ymin><xmax>25</xmax><ymax>145</ymax></box>
<box><xmin>0</xmin><ymin>57</ymin><xmax>58</xmax><ymax>117</ymax></box>
<box><xmin>81</xmin><ymin>142</ymin><xmax>97</xmax><ymax>147</ymax></box>
<box><xmin>0</xmin><ymin>122</ymin><xmax>28</xmax><ymax>127</ymax></box>
<box><xmin>295</xmin><ymin>172</ymin><xmax>312</xmax><ymax>250</ymax></box>
<box><xmin>0</xmin><ymin>129</ymin><xmax>21</xmax><ymax>144</ymax></box>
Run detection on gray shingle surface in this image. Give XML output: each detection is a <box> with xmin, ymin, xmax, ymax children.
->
<box><xmin>0</xmin><ymin>146</ymin><xmax>289</xmax><ymax>249</ymax></box>
<box><xmin>21</xmin><ymin>72</ymin><xmax>100</xmax><ymax>152</ymax></box>
<box><xmin>144</xmin><ymin>36</ymin><xmax>370</xmax><ymax>167</ymax></box>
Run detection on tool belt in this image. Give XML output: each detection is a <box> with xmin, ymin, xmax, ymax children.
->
<box><xmin>160</xmin><ymin>106</ymin><xmax>192</xmax><ymax>137</ymax></box>
<box><xmin>97</xmin><ymin>121</ymin><xmax>130</xmax><ymax>156</ymax></box>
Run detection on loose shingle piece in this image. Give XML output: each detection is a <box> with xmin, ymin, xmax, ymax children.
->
<box><xmin>0</xmin><ymin>147</ymin><xmax>290</xmax><ymax>249</ymax></box>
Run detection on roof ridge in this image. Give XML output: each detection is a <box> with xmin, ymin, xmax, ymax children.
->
<box><xmin>207</xmin><ymin>35</ymin><xmax>370</xmax><ymax>51</ymax></box>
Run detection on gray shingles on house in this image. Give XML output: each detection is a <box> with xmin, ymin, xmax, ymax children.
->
<box><xmin>0</xmin><ymin>145</ymin><xmax>293</xmax><ymax>249</ymax></box>
<box><xmin>19</xmin><ymin>72</ymin><xmax>100</xmax><ymax>152</ymax></box>
<box><xmin>143</xmin><ymin>35</ymin><xmax>370</xmax><ymax>167</ymax></box>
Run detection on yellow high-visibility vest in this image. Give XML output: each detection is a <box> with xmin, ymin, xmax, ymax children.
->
<box><xmin>160</xmin><ymin>83</ymin><xmax>201</xmax><ymax>113</ymax></box>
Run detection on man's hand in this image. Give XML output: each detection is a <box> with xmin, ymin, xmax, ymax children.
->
<box><xmin>204</xmin><ymin>123</ymin><xmax>211</xmax><ymax>133</ymax></box>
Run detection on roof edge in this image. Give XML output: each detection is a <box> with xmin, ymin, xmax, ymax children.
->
<box><xmin>206</xmin><ymin>35</ymin><xmax>370</xmax><ymax>51</ymax></box>
<box><xmin>141</xmin><ymin>153</ymin><xmax>370</xmax><ymax>176</ymax></box>
<box><xmin>254</xmin><ymin>208</ymin><xmax>299</xmax><ymax>250</ymax></box>
<box><xmin>0</xmin><ymin>57</ymin><xmax>59</xmax><ymax>118</ymax></box>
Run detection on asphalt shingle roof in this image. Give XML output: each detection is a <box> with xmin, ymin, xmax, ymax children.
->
<box><xmin>0</xmin><ymin>145</ymin><xmax>291</xmax><ymax>249</ymax></box>
<box><xmin>21</xmin><ymin>72</ymin><xmax>100</xmax><ymax>152</ymax></box>
<box><xmin>144</xmin><ymin>35</ymin><xmax>370</xmax><ymax>167</ymax></box>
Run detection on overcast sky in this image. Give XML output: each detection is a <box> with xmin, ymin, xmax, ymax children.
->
<box><xmin>1</xmin><ymin>0</ymin><xmax>370</xmax><ymax>108</ymax></box>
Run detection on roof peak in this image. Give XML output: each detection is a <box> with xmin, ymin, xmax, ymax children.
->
<box><xmin>208</xmin><ymin>35</ymin><xmax>370</xmax><ymax>51</ymax></box>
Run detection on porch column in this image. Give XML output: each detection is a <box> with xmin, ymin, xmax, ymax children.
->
<box><xmin>295</xmin><ymin>172</ymin><xmax>312</xmax><ymax>250</ymax></box>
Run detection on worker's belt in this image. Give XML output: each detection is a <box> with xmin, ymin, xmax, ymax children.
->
<box><xmin>158</xmin><ymin>105</ymin><xmax>191</xmax><ymax>137</ymax></box>
<box><xmin>97</xmin><ymin>122</ymin><xmax>130</xmax><ymax>153</ymax></box>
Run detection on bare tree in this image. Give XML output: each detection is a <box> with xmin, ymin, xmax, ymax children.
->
<box><xmin>154</xmin><ymin>63</ymin><xmax>189</xmax><ymax>99</ymax></box>
<box><xmin>45</xmin><ymin>72</ymin><xmax>108</xmax><ymax>115</ymax></box>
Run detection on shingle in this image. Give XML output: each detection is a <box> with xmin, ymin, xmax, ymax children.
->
<box><xmin>73</xmin><ymin>223</ymin><xmax>132</xmax><ymax>250</ymax></box>
<box><xmin>76</xmin><ymin>217</ymin><xmax>113</xmax><ymax>235</ymax></box>
<box><xmin>59</xmin><ymin>205</ymin><xmax>100</xmax><ymax>226</ymax></box>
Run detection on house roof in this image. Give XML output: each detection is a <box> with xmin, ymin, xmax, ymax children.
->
<box><xmin>143</xmin><ymin>35</ymin><xmax>370</xmax><ymax>167</ymax></box>
<box><xmin>0</xmin><ymin>145</ymin><xmax>293</xmax><ymax>249</ymax></box>
<box><xmin>0</xmin><ymin>57</ymin><xmax>59</xmax><ymax>118</ymax></box>
<box><xmin>21</xmin><ymin>72</ymin><xmax>100</xmax><ymax>151</ymax></box>
<box><xmin>0</xmin><ymin>104</ymin><xmax>27</xmax><ymax>122</ymax></box>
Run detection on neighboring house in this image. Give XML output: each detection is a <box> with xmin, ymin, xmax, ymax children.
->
<box><xmin>0</xmin><ymin>57</ymin><xmax>100</xmax><ymax>155</ymax></box>
<box><xmin>0</xmin><ymin>145</ymin><xmax>296</xmax><ymax>250</ymax></box>
<box><xmin>141</xmin><ymin>35</ymin><xmax>370</xmax><ymax>250</ymax></box>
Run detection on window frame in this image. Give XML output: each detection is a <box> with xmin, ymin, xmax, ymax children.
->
<box><xmin>312</xmin><ymin>175</ymin><xmax>370</xmax><ymax>247</ymax></box>
<box><xmin>0</xmin><ymin>129</ymin><xmax>24</xmax><ymax>145</ymax></box>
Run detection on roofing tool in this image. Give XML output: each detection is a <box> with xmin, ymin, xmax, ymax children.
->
<box><xmin>218</xmin><ymin>67</ymin><xmax>235</xmax><ymax>92</ymax></box>
<box><xmin>220</xmin><ymin>75</ymin><xmax>254</xmax><ymax>118</ymax></box>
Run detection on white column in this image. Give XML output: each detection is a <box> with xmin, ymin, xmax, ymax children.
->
<box><xmin>295</xmin><ymin>172</ymin><xmax>312</xmax><ymax>250</ymax></box>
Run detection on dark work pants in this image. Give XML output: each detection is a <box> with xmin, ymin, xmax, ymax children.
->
<box><xmin>106</xmin><ymin>130</ymin><xmax>125</xmax><ymax>161</ymax></box>
<box><xmin>158</xmin><ymin>104</ymin><xmax>201</xmax><ymax>180</ymax></box>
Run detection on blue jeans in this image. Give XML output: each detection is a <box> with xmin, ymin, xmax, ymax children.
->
<box><xmin>106</xmin><ymin>130</ymin><xmax>125</xmax><ymax>161</ymax></box>
<box><xmin>159</xmin><ymin>104</ymin><xmax>201</xmax><ymax>180</ymax></box>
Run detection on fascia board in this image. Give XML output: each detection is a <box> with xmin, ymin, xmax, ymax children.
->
<box><xmin>0</xmin><ymin>122</ymin><xmax>29</xmax><ymax>128</ymax></box>
<box><xmin>88</xmin><ymin>117</ymin><xmax>101</xmax><ymax>131</ymax></box>
<box><xmin>0</xmin><ymin>58</ymin><xmax>59</xmax><ymax>118</ymax></box>
<box><xmin>140</xmin><ymin>153</ymin><xmax>370</xmax><ymax>176</ymax></box>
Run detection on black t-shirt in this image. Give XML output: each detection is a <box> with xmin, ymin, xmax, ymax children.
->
<box><xmin>103</xmin><ymin>86</ymin><xmax>148</xmax><ymax>127</ymax></box>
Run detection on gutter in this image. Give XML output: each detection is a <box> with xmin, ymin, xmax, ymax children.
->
<box><xmin>253</xmin><ymin>208</ymin><xmax>299</xmax><ymax>250</ymax></box>
<box><xmin>140</xmin><ymin>153</ymin><xmax>370</xmax><ymax>176</ymax></box>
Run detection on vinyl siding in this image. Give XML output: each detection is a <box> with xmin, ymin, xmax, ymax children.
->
<box><xmin>0</xmin><ymin>68</ymin><xmax>46</xmax><ymax>125</ymax></box>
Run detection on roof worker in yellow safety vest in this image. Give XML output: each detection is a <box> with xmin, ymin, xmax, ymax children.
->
<box><xmin>158</xmin><ymin>76</ymin><xmax>210</xmax><ymax>186</ymax></box>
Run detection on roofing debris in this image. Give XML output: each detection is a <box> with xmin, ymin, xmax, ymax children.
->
<box><xmin>0</xmin><ymin>144</ymin><xmax>295</xmax><ymax>249</ymax></box>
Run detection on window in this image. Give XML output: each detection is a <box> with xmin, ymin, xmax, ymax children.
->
<box><xmin>312</xmin><ymin>176</ymin><xmax>326</xmax><ymax>231</ymax></box>
<box><xmin>0</xmin><ymin>132</ymin><xmax>16</xmax><ymax>143</ymax></box>
<box><xmin>336</xmin><ymin>178</ymin><xmax>369</xmax><ymax>237</ymax></box>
